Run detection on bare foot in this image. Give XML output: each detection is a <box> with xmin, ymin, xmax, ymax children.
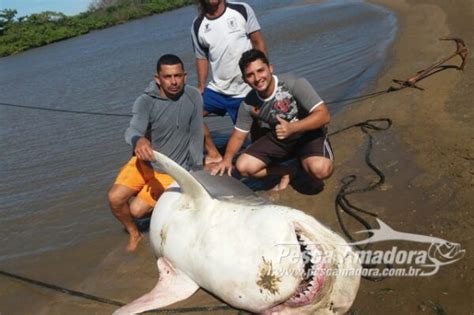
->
<box><xmin>205</xmin><ymin>154</ymin><xmax>223</xmax><ymax>165</ymax></box>
<box><xmin>126</xmin><ymin>232</ymin><xmax>143</xmax><ymax>252</ymax></box>
<box><xmin>272</xmin><ymin>174</ymin><xmax>291</xmax><ymax>191</ymax></box>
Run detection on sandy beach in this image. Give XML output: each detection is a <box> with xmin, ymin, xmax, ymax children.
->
<box><xmin>0</xmin><ymin>0</ymin><xmax>472</xmax><ymax>314</ymax></box>
<box><xmin>327</xmin><ymin>0</ymin><xmax>474</xmax><ymax>313</ymax></box>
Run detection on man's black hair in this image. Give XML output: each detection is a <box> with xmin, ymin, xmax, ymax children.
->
<box><xmin>196</xmin><ymin>0</ymin><xmax>224</xmax><ymax>16</ymax></box>
<box><xmin>238</xmin><ymin>49</ymin><xmax>269</xmax><ymax>74</ymax></box>
<box><xmin>156</xmin><ymin>54</ymin><xmax>184</xmax><ymax>73</ymax></box>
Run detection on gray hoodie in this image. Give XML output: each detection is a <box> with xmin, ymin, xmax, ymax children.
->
<box><xmin>125</xmin><ymin>81</ymin><xmax>204</xmax><ymax>171</ymax></box>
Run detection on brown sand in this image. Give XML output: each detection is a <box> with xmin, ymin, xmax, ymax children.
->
<box><xmin>324</xmin><ymin>0</ymin><xmax>474</xmax><ymax>313</ymax></box>
<box><xmin>0</xmin><ymin>0</ymin><xmax>472</xmax><ymax>314</ymax></box>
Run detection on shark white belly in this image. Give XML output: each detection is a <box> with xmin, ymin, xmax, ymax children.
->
<box><xmin>114</xmin><ymin>151</ymin><xmax>361</xmax><ymax>314</ymax></box>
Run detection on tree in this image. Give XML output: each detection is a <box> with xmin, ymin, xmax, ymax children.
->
<box><xmin>89</xmin><ymin>0</ymin><xmax>121</xmax><ymax>11</ymax></box>
<box><xmin>26</xmin><ymin>11</ymin><xmax>66</xmax><ymax>24</ymax></box>
<box><xmin>0</xmin><ymin>8</ymin><xmax>17</xmax><ymax>23</ymax></box>
<box><xmin>0</xmin><ymin>8</ymin><xmax>18</xmax><ymax>33</ymax></box>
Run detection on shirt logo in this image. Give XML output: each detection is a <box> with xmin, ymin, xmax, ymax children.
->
<box><xmin>268</xmin><ymin>84</ymin><xmax>298</xmax><ymax>126</ymax></box>
<box><xmin>204</xmin><ymin>23</ymin><xmax>211</xmax><ymax>33</ymax></box>
<box><xmin>227</xmin><ymin>17</ymin><xmax>237</xmax><ymax>31</ymax></box>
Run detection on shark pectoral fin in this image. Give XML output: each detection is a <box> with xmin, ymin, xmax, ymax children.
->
<box><xmin>152</xmin><ymin>150</ymin><xmax>212</xmax><ymax>204</ymax></box>
<box><xmin>113</xmin><ymin>257</ymin><xmax>199</xmax><ymax>315</ymax></box>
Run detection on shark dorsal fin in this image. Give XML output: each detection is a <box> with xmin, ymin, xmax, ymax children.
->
<box><xmin>152</xmin><ymin>151</ymin><xmax>212</xmax><ymax>204</ymax></box>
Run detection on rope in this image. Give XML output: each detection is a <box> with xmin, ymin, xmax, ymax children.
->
<box><xmin>0</xmin><ymin>101</ymin><xmax>132</xmax><ymax>117</ymax></box>
<box><xmin>0</xmin><ymin>270</ymin><xmax>124</xmax><ymax>306</ymax></box>
<box><xmin>329</xmin><ymin>119</ymin><xmax>391</xmax><ymax>245</ymax></box>
<box><xmin>0</xmin><ymin>101</ymin><xmax>225</xmax><ymax>118</ymax></box>
<box><xmin>0</xmin><ymin>269</ymin><xmax>233</xmax><ymax>312</ymax></box>
<box><xmin>326</xmin><ymin>86</ymin><xmax>399</xmax><ymax>106</ymax></box>
<box><xmin>0</xmin><ymin>81</ymin><xmax>409</xmax><ymax>118</ymax></box>
<box><xmin>329</xmin><ymin>119</ymin><xmax>393</xmax><ymax>281</ymax></box>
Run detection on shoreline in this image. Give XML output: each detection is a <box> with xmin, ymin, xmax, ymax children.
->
<box><xmin>0</xmin><ymin>0</ymin><xmax>472</xmax><ymax>313</ymax></box>
<box><xmin>325</xmin><ymin>0</ymin><xmax>473</xmax><ymax>313</ymax></box>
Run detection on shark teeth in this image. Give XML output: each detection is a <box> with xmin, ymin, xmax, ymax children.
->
<box><xmin>285</xmin><ymin>232</ymin><xmax>326</xmax><ymax>307</ymax></box>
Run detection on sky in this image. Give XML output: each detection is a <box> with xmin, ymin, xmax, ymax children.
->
<box><xmin>1</xmin><ymin>0</ymin><xmax>93</xmax><ymax>17</ymax></box>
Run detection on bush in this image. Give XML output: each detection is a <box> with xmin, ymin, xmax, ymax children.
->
<box><xmin>0</xmin><ymin>0</ymin><xmax>194</xmax><ymax>57</ymax></box>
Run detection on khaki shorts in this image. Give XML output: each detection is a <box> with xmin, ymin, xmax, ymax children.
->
<box><xmin>114</xmin><ymin>157</ymin><xmax>174</xmax><ymax>207</ymax></box>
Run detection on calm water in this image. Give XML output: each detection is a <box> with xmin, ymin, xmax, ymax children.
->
<box><xmin>0</xmin><ymin>0</ymin><xmax>396</xmax><ymax>261</ymax></box>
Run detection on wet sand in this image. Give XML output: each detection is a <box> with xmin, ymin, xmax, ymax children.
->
<box><xmin>335</xmin><ymin>0</ymin><xmax>474</xmax><ymax>313</ymax></box>
<box><xmin>309</xmin><ymin>0</ymin><xmax>474</xmax><ymax>313</ymax></box>
<box><xmin>1</xmin><ymin>0</ymin><xmax>473</xmax><ymax>314</ymax></box>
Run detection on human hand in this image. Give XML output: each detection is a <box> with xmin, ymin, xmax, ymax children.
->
<box><xmin>210</xmin><ymin>159</ymin><xmax>233</xmax><ymax>176</ymax></box>
<box><xmin>134</xmin><ymin>137</ymin><xmax>155</xmax><ymax>161</ymax></box>
<box><xmin>275</xmin><ymin>116</ymin><xmax>294</xmax><ymax>140</ymax></box>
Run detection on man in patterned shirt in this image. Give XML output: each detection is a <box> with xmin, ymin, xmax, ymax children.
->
<box><xmin>211</xmin><ymin>49</ymin><xmax>334</xmax><ymax>191</ymax></box>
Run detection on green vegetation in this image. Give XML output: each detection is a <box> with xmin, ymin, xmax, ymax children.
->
<box><xmin>0</xmin><ymin>0</ymin><xmax>194</xmax><ymax>57</ymax></box>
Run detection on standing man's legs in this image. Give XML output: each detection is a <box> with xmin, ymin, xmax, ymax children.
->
<box><xmin>202</xmin><ymin>88</ymin><xmax>244</xmax><ymax>165</ymax></box>
<box><xmin>203</xmin><ymin>109</ymin><xmax>223</xmax><ymax>165</ymax></box>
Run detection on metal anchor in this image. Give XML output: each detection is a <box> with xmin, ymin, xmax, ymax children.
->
<box><xmin>393</xmin><ymin>37</ymin><xmax>468</xmax><ymax>90</ymax></box>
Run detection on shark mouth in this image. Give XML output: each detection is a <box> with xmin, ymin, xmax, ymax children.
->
<box><xmin>285</xmin><ymin>230</ymin><xmax>326</xmax><ymax>307</ymax></box>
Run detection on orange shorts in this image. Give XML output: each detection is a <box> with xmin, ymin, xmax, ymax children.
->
<box><xmin>114</xmin><ymin>157</ymin><xmax>174</xmax><ymax>207</ymax></box>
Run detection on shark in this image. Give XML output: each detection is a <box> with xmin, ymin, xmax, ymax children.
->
<box><xmin>113</xmin><ymin>151</ymin><xmax>361</xmax><ymax>314</ymax></box>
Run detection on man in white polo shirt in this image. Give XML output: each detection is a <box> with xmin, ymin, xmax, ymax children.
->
<box><xmin>191</xmin><ymin>0</ymin><xmax>267</xmax><ymax>164</ymax></box>
<box><xmin>211</xmin><ymin>49</ymin><xmax>334</xmax><ymax>191</ymax></box>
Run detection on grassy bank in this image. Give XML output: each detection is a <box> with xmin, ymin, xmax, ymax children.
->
<box><xmin>0</xmin><ymin>0</ymin><xmax>193</xmax><ymax>57</ymax></box>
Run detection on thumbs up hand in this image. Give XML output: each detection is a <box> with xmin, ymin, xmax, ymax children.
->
<box><xmin>275</xmin><ymin>115</ymin><xmax>293</xmax><ymax>140</ymax></box>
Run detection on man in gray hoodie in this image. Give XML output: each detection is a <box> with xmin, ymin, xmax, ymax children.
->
<box><xmin>108</xmin><ymin>54</ymin><xmax>204</xmax><ymax>252</ymax></box>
